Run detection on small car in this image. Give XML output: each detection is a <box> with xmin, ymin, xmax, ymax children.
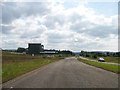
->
<box><xmin>98</xmin><ymin>57</ymin><xmax>105</xmax><ymax>62</ymax></box>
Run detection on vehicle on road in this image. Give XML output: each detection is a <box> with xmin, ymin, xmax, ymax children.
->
<box><xmin>98</xmin><ymin>57</ymin><xmax>105</xmax><ymax>62</ymax></box>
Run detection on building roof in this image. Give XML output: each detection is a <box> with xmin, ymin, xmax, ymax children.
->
<box><xmin>28</xmin><ymin>43</ymin><xmax>42</xmax><ymax>45</ymax></box>
<box><xmin>40</xmin><ymin>49</ymin><xmax>58</xmax><ymax>54</ymax></box>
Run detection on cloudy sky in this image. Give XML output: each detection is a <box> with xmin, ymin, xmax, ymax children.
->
<box><xmin>1</xmin><ymin>0</ymin><xmax>119</xmax><ymax>52</ymax></box>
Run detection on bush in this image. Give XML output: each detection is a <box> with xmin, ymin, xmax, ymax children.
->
<box><xmin>17</xmin><ymin>47</ymin><xmax>26</xmax><ymax>53</ymax></box>
<box><xmin>86</xmin><ymin>54</ymin><xmax>90</xmax><ymax>57</ymax></box>
<box><xmin>93</xmin><ymin>55</ymin><xmax>97</xmax><ymax>59</ymax></box>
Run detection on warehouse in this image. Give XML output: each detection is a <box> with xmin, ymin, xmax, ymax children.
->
<box><xmin>28</xmin><ymin>43</ymin><xmax>44</xmax><ymax>55</ymax></box>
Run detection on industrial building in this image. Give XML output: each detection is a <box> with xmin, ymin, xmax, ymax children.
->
<box><xmin>27</xmin><ymin>43</ymin><xmax>73</xmax><ymax>56</ymax></box>
<box><xmin>28</xmin><ymin>43</ymin><xmax>44</xmax><ymax>55</ymax></box>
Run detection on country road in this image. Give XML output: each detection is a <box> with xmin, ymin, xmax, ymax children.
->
<box><xmin>3</xmin><ymin>57</ymin><xmax>118</xmax><ymax>88</ymax></box>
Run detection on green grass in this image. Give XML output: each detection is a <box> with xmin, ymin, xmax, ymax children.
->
<box><xmin>2</xmin><ymin>51</ymin><xmax>64</xmax><ymax>83</ymax></box>
<box><xmin>103</xmin><ymin>57</ymin><xmax>119</xmax><ymax>63</ymax></box>
<box><xmin>2</xmin><ymin>59</ymin><xmax>57</xmax><ymax>83</ymax></box>
<box><xmin>79</xmin><ymin>59</ymin><xmax>120</xmax><ymax>74</ymax></box>
<box><xmin>84</xmin><ymin>56</ymin><xmax>120</xmax><ymax>64</ymax></box>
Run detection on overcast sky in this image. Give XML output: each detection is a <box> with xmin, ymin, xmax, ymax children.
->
<box><xmin>1</xmin><ymin>0</ymin><xmax>119</xmax><ymax>52</ymax></box>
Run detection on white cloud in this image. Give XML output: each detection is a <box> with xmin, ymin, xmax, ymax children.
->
<box><xmin>1</xmin><ymin>1</ymin><xmax>118</xmax><ymax>51</ymax></box>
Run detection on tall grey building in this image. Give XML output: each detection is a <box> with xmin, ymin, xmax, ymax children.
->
<box><xmin>28</xmin><ymin>43</ymin><xmax>44</xmax><ymax>55</ymax></box>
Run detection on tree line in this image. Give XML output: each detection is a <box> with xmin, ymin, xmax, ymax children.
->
<box><xmin>80</xmin><ymin>51</ymin><xmax>120</xmax><ymax>58</ymax></box>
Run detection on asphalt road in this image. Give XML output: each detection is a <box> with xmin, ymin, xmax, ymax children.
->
<box><xmin>3</xmin><ymin>57</ymin><xmax>118</xmax><ymax>88</ymax></box>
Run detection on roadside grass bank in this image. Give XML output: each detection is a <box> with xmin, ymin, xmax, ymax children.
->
<box><xmin>82</xmin><ymin>56</ymin><xmax>120</xmax><ymax>64</ymax></box>
<box><xmin>102</xmin><ymin>57</ymin><xmax>119</xmax><ymax>64</ymax></box>
<box><xmin>78</xmin><ymin>58</ymin><xmax>120</xmax><ymax>74</ymax></box>
<box><xmin>2</xmin><ymin>52</ymin><xmax>65</xmax><ymax>83</ymax></box>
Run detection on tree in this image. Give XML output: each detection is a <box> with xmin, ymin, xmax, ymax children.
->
<box><xmin>92</xmin><ymin>55</ymin><xmax>97</xmax><ymax>59</ymax></box>
<box><xmin>106</xmin><ymin>52</ymin><xmax>110</xmax><ymax>56</ymax></box>
<box><xmin>17</xmin><ymin>47</ymin><xmax>26</xmax><ymax>53</ymax></box>
<box><xmin>115</xmin><ymin>52</ymin><xmax>120</xmax><ymax>57</ymax></box>
<box><xmin>80</xmin><ymin>50</ymin><xmax>85</xmax><ymax>56</ymax></box>
<box><xmin>86</xmin><ymin>54</ymin><xmax>90</xmax><ymax>57</ymax></box>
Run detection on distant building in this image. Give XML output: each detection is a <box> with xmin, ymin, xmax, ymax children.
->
<box><xmin>28</xmin><ymin>43</ymin><xmax>44</xmax><ymax>55</ymax></box>
<box><xmin>40</xmin><ymin>49</ymin><xmax>58</xmax><ymax>55</ymax></box>
<box><xmin>27</xmin><ymin>43</ymin><xmax>73</xmax><ymax>56</ymax></box>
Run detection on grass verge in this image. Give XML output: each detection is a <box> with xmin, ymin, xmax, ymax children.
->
<box><xmin>2</xmin><ymin>59</ymin><xmax>60</xmax><ymax>83</ymax></box>
<box><xmin>84</xmin><ymin>56</ymin><xmax>120</xmax><ymax>64</ymax></box>
<box><xmin>2</xmin><ymin>51</ymin><xmax>64</xmax><ymax>83</ymax></box>
<box><xmin>79</xmin><ymin>59</ymin><xmax>120</xmax><ymax>74</ymax></box>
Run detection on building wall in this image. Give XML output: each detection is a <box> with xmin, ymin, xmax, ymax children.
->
<box><xmin>28</xmin><ymin>43</ymin><xmax>44</xmax><ymax>54</ymax></box>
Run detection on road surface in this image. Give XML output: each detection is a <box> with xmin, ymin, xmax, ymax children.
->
<box><xmin>3</xmin><ymin>57</ymin><xmax>118</xmax><ymax>88</ymax></box>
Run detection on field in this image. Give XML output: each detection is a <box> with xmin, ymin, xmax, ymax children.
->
<box><xmin>2</xmin><ymin>51</ymin><xmax>64</xmax><ymax>83</ymax></box>
<box><xmin>103</xmin><ymin>57</ymin><xmax>119</xmax><ymax>63</ymax></box>
<box><xmin>79</xmin><ymin>59</ymin><xmax>120</xmax><ymax>73</ymax></box>
<box><xmin>85</xmin><ymin>56</ymin><xmax>119</xmax><ymax>64</ymax></box>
